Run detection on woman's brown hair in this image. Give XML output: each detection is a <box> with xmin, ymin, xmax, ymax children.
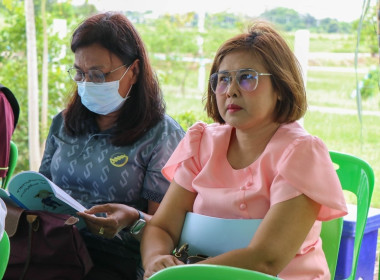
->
<box><xmin>205</xmin><ymin>20</ymin><xmax>307</xmax><ymax>124</ymax></box>
<box><xmin>65</xmin><ymin>12</ymin><xmax>165</xmax><ymax>145</ymax></box>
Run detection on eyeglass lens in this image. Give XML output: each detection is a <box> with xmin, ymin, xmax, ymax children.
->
<box><xmin>68</xmin><ymin>68</ymin><xmax>106</xmax><ymax>83</ymax></box>
<box><xmin>210</xmin><ymin>69</ymin><xmax>258</xmax><ymax>94</ymax></box>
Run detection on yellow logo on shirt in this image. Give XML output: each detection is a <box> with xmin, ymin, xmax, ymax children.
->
<box><xmin>110</xmin><ymin>153</ymin><xmax>128</xmax><ymax>167</ymax></box>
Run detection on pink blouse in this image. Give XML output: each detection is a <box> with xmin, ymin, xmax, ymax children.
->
<box><xmin>162</xmin><ymin>121</ymin><xmax>347</xmax><ymax>280</ymax></box>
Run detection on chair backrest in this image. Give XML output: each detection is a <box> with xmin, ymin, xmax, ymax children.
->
<box><xmin>1</xmin><ymin>141</ymin><xmax>18</xmax><ymax>189</ymax></box>
<box><xmin>0</xmin><ymin>231</ymin><xmax>10</xmax><ymax>279</ymax></box>
<box><xmin>320</xmin><ymin>217</ymin><xmax>343</xmax><ymax>279</ymax></box>
<box><xmin>149</xmin><ymin>264</ymin><xmax>281</xmax><ymax>280</ymax></box>
<box><xmin>328</xmin><ymin>151</ymin><xmax>374</xmax><ymax>280</ymax></box>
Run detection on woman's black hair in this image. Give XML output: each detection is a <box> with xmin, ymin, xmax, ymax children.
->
<box><xmin>65</xmin><ymin>12</ymin><xmax>165</xmax><ymax>145</ymax></box>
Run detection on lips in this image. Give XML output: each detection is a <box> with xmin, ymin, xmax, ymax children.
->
<box><xmin>227</xmin><ymin>104</ymin><xmax>242</xmax><ymax>110</ymax></box>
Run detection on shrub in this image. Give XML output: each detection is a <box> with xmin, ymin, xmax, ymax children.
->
<box><xmin>172</xmin><ymin>111</ymin><xmax>212</xmax><ymax>131</ymax></box>
<box><xmin>360</xmin><ymin>67</ymin><xmax>379</xmax><ymax>99</ymax></box>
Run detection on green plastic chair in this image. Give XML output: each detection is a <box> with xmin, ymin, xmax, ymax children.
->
<box><xmin>324</xmin><ymin>151</ymin><xmax>374</xmax><ymax>280</ymax></box>
<box><xmin>149</xmin><ymin>264</ymin><xmax>281</xmax><ymax>280</ymax></box>
<box><xmin>1</xmin><ymin>141</ymin><xmax>18</xmax><ymax>189</ymax></box>
<box><xmin>320</xmin><ymin>151</ymin><xmax>346</xmax><ymax>280</ymax></box>
<box><xmin>0</xmin><ymin>231</ymin><xmax>10</xmax><ymax>279</ymax></box>
<box><xmin>321</xmin><ymin>217</ymin><xmax>344</xmax><ymax>280</ymax></box>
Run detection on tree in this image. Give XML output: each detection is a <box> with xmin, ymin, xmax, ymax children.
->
<box><xmin>259</xmin><ymin>7</ymin><xmax>353</xmax><ymax>34</ymax></box>
<box><xmin>25</xmin><ymin>0</ymin><xmax>41</xmax><ymax>170</ymax></box>
<box><xmin>0</xmin><ymin>0</ymin><xmax>96</xmax><ymax>171</ymax></box>
<box><xmin>260</xmin><ymin>7</ymin><xmax>305</xmax><ymax>31</ymax></box>
<box><xmin>353</xmin><ymin>4</ymin><xmax>379</xmax><ymax>55</ymax></box>
<box><xmin>41</xmin><ymin>0</ymin><xmax>48</xmax><ymax>156</ymax></box>
<box><xmin>137</xmin><ymin>13</ymin><xmax>200</xmax><ymax>95</ymax></box>
<box><xmin>321</xmin><ymin>18</ymin><xmax>340</xmax><ymax>33</ymax></box>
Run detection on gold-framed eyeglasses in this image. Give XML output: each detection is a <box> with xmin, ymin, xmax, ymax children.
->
<box><xmin>209</xmin><ymin>68</ymin><xmax>272</xmax><ymax>94</ymax></box>
<box><xmin>67</xmin><ymin>64</ymin><xmax>128</xmax><ymax>84</ymax></box>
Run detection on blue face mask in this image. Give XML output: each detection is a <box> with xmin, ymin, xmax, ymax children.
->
<box><xmin>77</xmin><ymin>66</ymin><xmax>131</xmax><ymax>115</ymax></box>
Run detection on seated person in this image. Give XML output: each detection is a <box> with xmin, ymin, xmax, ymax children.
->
<box><xmin>39</xmin><ymin>12</ymin><xmax>185</xmax><ymax>280</ymax></box>
<box><xmin>0</xmin><ymin>84</ymin><xmax>19</xmax><ymax>179</ymax></box>
<box><xmin>141</xmin><ymin>21</ymin><xmax>348</xmax><ymax>280</ymax></box>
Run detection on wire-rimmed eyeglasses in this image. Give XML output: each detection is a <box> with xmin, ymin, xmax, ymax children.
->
<box><xmin>67</xmin><ymin>64</ymin><xmax>128</xmax><ymax>84</ymax></box>
<box><xmin>209</xmin><ymin>68</ymin><xmax>272</xmax><ymax>95</ymax></box>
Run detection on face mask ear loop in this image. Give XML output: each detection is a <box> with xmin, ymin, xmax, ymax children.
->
<box><xmin>119</xmin><ymin>64</ymin><xmax>132</xmax><ymax>82</ymax></box>
<box><xmin>120</xmin><ymin>61</ymin><xmax>137</xmax><ymax>99</ymax></box>
<box><xmin>124</xmin><ymin>85</ymin><xmax>133</xmax><ymax>101</ymax></box>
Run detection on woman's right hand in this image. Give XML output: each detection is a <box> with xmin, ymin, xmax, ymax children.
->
<box><xmin>143</xmin><ymin>254</ymin><xmax>184</xmax><ymax>280</ymax></box>
<box><xmin>77</xmin><ymin>203</ymin><xmax>139</xmax><ymax>238</ymax></box>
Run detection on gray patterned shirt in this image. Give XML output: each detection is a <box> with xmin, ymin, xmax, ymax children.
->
<box><xmin>39</xmin><ymin>112</ymin><xmax>185</xmax><ymax>260</ymax></box>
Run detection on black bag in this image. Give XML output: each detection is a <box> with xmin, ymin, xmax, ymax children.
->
<box><xmin>4</xmin><ymin>203</ymin><xmax>93</xmax><ymax>280</ymax></box>
<box><xmin>172</xmin><ymin>243</ymin><xmax>209</xmax><ymax>264</ymax></box>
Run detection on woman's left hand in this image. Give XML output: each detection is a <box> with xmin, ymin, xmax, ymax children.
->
<box><xmin>77</xmin><ymin>203</ymin><xmax>139</xmax><ymax>239</ymax></box>
<box><xmin>143</xmin><ymin>254</ymin><xmax>184</xmax><ymax>280</ymax></box>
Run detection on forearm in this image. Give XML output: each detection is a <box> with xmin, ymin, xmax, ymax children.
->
<box><xmin>200</xmin><ymin>195</ymin><xmax>321</xmax><ymax>276</ymax></box>
<box><xmin>141</xmin><ymin>223</ymin><xmax>177</xmax><ymax>268</ymax></box>
<box><xmin>199</xmin><ymin>247</ymin><xmax>283</xmax><ymax>276</ymax></box>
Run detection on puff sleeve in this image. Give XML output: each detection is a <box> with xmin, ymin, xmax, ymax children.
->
<box><xmin>271</xmin><ymin>135</ymin><xmax>347</xmax><ymax>221</ymax></box>
<box><xmin>162</xmin><ymin>122</ymin><xmax>207</xmax><ymax>192</ymax></box>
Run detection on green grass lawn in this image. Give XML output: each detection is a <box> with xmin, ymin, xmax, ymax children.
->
<box><xmin>307</xmin><ymin>70</ymin><xmax>379</xmax><ymax>111</ymax></box>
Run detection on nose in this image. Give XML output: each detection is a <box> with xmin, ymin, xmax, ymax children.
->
<box><xmin>225</xmin><ymin>78</ymin><xmax>240</xmax><ymax>98</ymax></box>
<box><xmin>83</xmin><ymin>73</ymin><xmax>92</xmax><ymax>82</ymax></box>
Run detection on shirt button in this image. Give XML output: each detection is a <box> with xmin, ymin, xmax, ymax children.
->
<box><xmin>240</xmin><ymin>203</ymin><xmax>247</xmax><ymax>210</ymax></box>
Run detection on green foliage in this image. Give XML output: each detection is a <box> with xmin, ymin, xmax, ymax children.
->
<box><xmin>308</xmin><ymin>34</ymin><xmax>359</xmax><ymax>53</ymax></box>
<box><xmin>171</xmin><ymin>111</ymin><xmax>212</xmax><ymax>131</ymax></box>
<box><xmin>261</xmin><ymin>7</ymin><xmax>305</xmax><ymax>31</ymax></box>
<box><xmin>138</xmin><ymin>17</ymin><xmax>199</xmax><ymax>54</ymax></box>
<box><xmin>0</xmin><ymin>2</ymin><xmax>377</xmax><ymax>182</ymax></box>
<box><xmin>352</xmin><ymin>4</ymin><xmax>379</xmax><ymax>55</ymax></box>
<box><xmin>206</xmin><ymin>12</ymin><xmax>243</xmax><ymax>29</ymax></box>
<box><xmin>0</xmin><ymin>0</ymin><xmax>96</xmax><ymax>170</ymax></box>
<box><xmin>306</xmin><ymin>69</ymin><xmax>380</xmax><ymax>112</ymax></box>
<box><xmin>260</xmin><ymin>7</ymin><xmax>352</xmax><ymax>33</ymax></box>
<box><xmin>307</xmin><ymin>71</ymin><xmax>365</xmax><ymax>109</ymax></box>
<box><xmin>360</xmin><ymin>67</ymin><xmax>380</xmax><ymax>99</ymax></box>
<box><xmin>202</xmin><ymin>28</ymin><xmax>242</xmax><ymax>58</ymax></box>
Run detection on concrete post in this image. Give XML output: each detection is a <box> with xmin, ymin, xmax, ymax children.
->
<box><xmin>294</xmin><ymin>30</ymin><xmax>310</xmax><ymax>126</ymax></box>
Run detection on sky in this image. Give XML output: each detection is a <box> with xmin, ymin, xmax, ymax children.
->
<box><xmin>81</xmin><ymin>0</ymin><xmax>369</xmax><ymax>22</ymax></box>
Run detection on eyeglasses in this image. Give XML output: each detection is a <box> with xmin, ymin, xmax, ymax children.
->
<box><xmin>209</xmin><ymin>68</ymin><xmax>272</xmax><ymax>95</ymax></box>
<box><xmin>67</xmin><ymin>64</ymin><xmax>128</xmax><ymax>84</ymax></box>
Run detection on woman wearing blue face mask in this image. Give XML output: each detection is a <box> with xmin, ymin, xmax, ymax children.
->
<box><xmin>39</xmin><ymin>12</ymin><xmax>185</xmax><ymax>280</ymax></box>
<box><xmin>76</xmin><ymin>63</ymin><xmax>133</xmax><ymax>115</ymax></box>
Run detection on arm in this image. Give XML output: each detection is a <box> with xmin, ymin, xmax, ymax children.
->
<box><xmin>77</xmin><ymin>123</ymin><xmax>185</xmax><ymax>239</ymax></box>
<box><xmin>77</xmin><ymin>199</ymin><xmax>159</xmax><ymax>240</ymax></box>
<box><xmin>198</xmin><ymin>194</ymin><xmax>321</xmax><ymax>276</ymax></box>
<box><xmin>141</xmin><ymin>180</ymin><xmax>197</xmax><ymax>279</ymax></box>
<box><xmin>77</xmin><ymin>128</ymin><xmax>186</xmax><ymax>239</ymax></box>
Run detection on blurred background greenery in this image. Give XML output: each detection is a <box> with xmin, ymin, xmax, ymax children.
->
<box><xmin>0</xmin><ymin>0</ymin><xmax>379</xmax><ymax>207</ymax></box>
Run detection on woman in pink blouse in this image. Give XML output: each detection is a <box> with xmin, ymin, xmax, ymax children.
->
<box><xmin>141</xmin><ymin>21</ymin><xmax>347</xmax><ymax>280</ymax></box>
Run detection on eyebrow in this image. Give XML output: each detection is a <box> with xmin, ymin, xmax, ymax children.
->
<box><xmin>73</xmin><ymin>64</ymin><xmax>107</xmax><ymax>71</ymax></box>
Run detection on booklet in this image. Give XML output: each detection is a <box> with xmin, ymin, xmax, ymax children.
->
<box><xmin>178</xmin><ymin>212</ymin><xmax>262</xmax><ymax>256</ymax></box>
<box><xmin>0</xmin><ymin>171</ymin><xmax>87</xmax><ymax>229</ymax></box>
